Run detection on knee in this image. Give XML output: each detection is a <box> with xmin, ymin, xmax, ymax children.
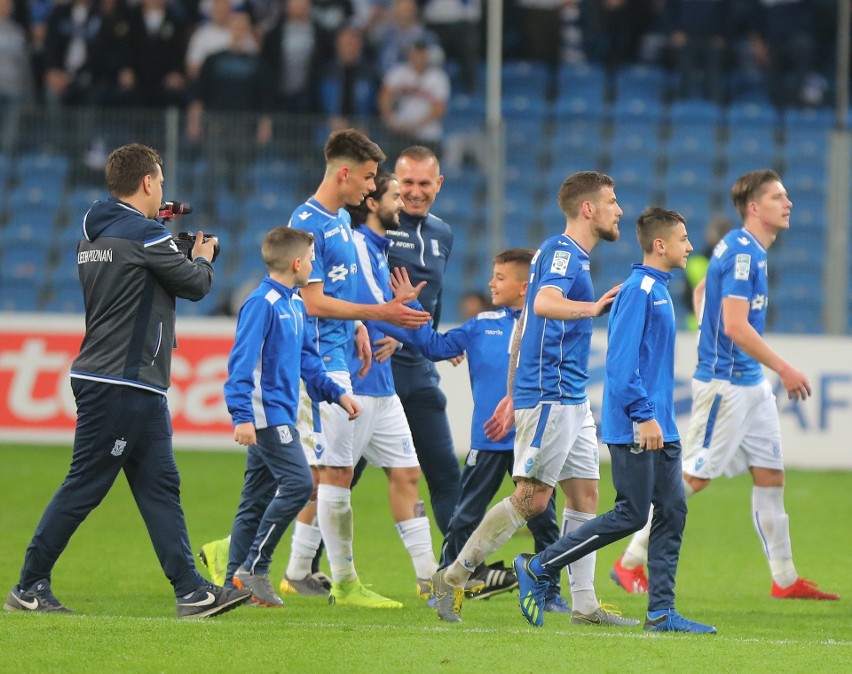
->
<box><xmin>510</xmin><ymin>480</ymin><xmax>551</xmax><ymax>520</ymax></box>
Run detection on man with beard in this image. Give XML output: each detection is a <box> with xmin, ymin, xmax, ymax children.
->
<box><xmin>431</xmin><ymin>171</ymin><xmax>630</xmax><ymax>625</ymax></box>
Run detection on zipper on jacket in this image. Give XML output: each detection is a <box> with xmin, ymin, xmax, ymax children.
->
<box><xmin>151</xmin><ymin>322</ymin><xmax>163</xmax><ymax>364</ymax></box>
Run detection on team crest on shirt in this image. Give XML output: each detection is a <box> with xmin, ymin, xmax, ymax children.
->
<box><xmin>734</xmin><ymin>254</ymin><xmax>751</xmax><ymax>280</ymax></box>
<box><xmin>430</xmin><ymin>239</ymin><xmax>440</xmax><ymax>256</ymax></box>
<box><xmin>550</xmin><ymin>250</ymin><xmax>571</xmax><ymax>275</ymax></box>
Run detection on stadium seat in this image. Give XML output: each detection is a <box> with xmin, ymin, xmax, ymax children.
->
<box><xmin>726</xmin><ymin>101</ymin><xmax>780</xmax><ymax>128</ymax></box>
<box><xmin>784</xmin><ymin>160</ymin><xmax>827</xmax><ymax>194</ymax></box>
<box><xmin>664</xmin><ymin>156</ymin><xmax>716</xmax><ymax>189</ymax></box>
<box><xmin>725</xmin><ymin>125</ymin><xmax>777</xmax><ymax>162</ymax></box>
<box><xmin>780</xmin><ymin>129</ymin><xmax>828</xmax><ymax>164</ymax></box>
<box><xmin>9</xmin><ymin>184</ymin><xmax>63</xmax><ymax>213</ymax></box>
<box><xmin>0</xmin><ymin>277</ymin><xmax>42</xmax><ymax>312</ymax></box>
<box><xmin>502</xmin><ymin>60</ymin><xmax>552</xmax><ymax>100</ymax></box>
<box><xmin>668</xmin><ymin>121</ymin><xmax>719</xmax><ymax>160</ymax></box>
<box><xmin>784</xmin><ymin>106</ymin><xmax>835</xmax><ymax>131</ymax></box>
<box><xmin>66</xmin><ymin>185</ymin><xmax>104</xmax><ymax>217</ymax></box>
<box><xmin>669</xmin><ymin>99</ymin><xmax>724</xmax><ymax>125</ymax></box>
<box><xmin>15</xmin><ymin>153</ymin><xmax>70</xmax><ymax>188</ymax></box>
<box><xmin>611</xmin><ymin>96</ymin><xmax>664</xmax><ymax>122</ymax></box>
<box><xmin>609</xmin><ymin>154</ymin><xmax>657</xmax><ymax>189</ymax></box>
<box><xmin>610</xmin><ymin>119</ymin><xmax>663</xmax><ymax>161</ymax></box>
<box><xmin>614</xmin><ymin>64</ymin><xmax>668</xmax><ymax>101</ymax></box>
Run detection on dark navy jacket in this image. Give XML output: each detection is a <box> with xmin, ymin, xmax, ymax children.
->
<box><xmin>386</xmin><ymin>210</ymin><xmax>453</xmax><ymax>368</ymax></box>
<box><xmin>70</xmin><ymin>197</ymin><xmax>213</xmax><ymax>395</ymax></box>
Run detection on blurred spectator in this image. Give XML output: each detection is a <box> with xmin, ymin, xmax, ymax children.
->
<box><xmin>377</xmin><ymin>39</ymin><xmax>449</xmax><ymax>157</ymax></box>
<box><xmin>422</xmin><ymin>0</ymin><xmax>481</xmax><ymax>93</ymax></box>
<box><xmin>122</xmin><ymin>0</ymin><xmax>189</xmax><ymax>108</ymax></box>
<box><xmin>186</xmin><ymin>11</ymin><xmax>262</xmax><ymax>191</ymax></box>
<box><xmin>42</xmin><ymin>0</ymin><xmax>104</xmax><ymax>106</ymax></box>
<box><xmin>320</xmin><ymin>24</ymin><xmax>378</xmax><ymax>128</ymax></box>
<box><xmin>746</xmin><ymin>0</ymin><xmax>816</xmax><ymax>107</ymax></box>
<box><xmin>515</xmin><ymin>0</ymin><xmax>567</xmax><ymax>67</ymax></box>
<box><xmin>312</xmin><ymin>0</ymin><xmax>354</xmax><ymax>33</ymax></box>
<box><xmin>0</xmin><ymin>0</ymin><xmax>32</xmax><ymax>152</ymax></box>
<box><xmin>459</xmin><ymin>291</ymin><xmax>493</xmax><ymax>320</ymax></box>
<box><xmin>584</xmin><ymin>0</ymin><xmax>654</xmax><ymax>69</ymax></box>
<box><xmin>372</xmin><ymin>0</ymin><xmax>443</xmax><ymax>73</ymax></box>
<box><xmin>186</xmin><ymin>0</ymin><xmax>257</xmax><ymax>81</ymax></box>
<box><xmin>667</xmin><ymin>0</ymin><xmax>732</xmax><ymax>104</ymax></box>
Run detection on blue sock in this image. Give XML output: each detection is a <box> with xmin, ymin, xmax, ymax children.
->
<box><xmin>530</xmin><ymin>555</ymin><xmax>545</xmax><ymax>576</ymax></box>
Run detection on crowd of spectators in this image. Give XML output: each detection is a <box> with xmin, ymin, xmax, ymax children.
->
<box><xmin>0</xmin><ymin>0</ymin><xmax>845</xmax><ymax>151</ymax></box>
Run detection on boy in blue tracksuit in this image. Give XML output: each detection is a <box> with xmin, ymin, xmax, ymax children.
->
<box><xmin>223</xmin><ymin>227</ymin><xmax>360</xmax><ymax>607</ymax></box>
<box><xmin>380</xmin><ymin>249</ymin><xmax>569</xmax><ymax>610</ymax></box>
<box><xmin>515</xmin><ymin>207</ymin><xmax>716</xmax><ymax>633</ymax></box>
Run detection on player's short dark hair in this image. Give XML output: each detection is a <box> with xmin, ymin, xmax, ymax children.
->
<box><xmin>346</xmin><ymin>167</ymin><xmax>396</xmax><ymax>228</ymax></box>
<box><xmin>636</xmin><ymin>207</ymin><xmax>686</xmax><ymax>253</ymax></box>
<box><xmin>557</xmin><ymin>171</ymin><xmax>615</xmax><ymax>219</ymax></box>
<box><xmin>105</xmin><ymin>143</ymin><xmax>162</xmax><ymax>198</ymax></box>
<box><xmin>263</xmin><ymin>227</ymin><xmax>314</xmax><ymax>273</ymax></box>
<box><xmin>324</xmin><ymin>128</ymin><xmax>385</xmax><ymax>165</ymax></box>
<box><xmin>397</xmin><ymin>145</ymin><xmax>439</xmax><ymax>165</ymax></box>
<box><xmin>494</xmin><ymin>247</ymin><xmax>535</xmax><ymax>270</ymax></box>
<box><xmin>731</xmin><ymin>169</ymin><xmax>782</xmax><ymax>219</ymax></box>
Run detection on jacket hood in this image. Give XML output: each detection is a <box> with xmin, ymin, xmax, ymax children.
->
<box><xmin>83</xmin><ymin>197</ymin><xmax>145</xmax><ymax>242</ymax></box>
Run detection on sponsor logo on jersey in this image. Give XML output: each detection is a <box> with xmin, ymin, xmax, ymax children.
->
<box><xmin>737</xmin><ymin>236</ymin><xmax>750</xmax><ymax>246</ymax></box>
<box><xmin>751</xmin><ymin>294</ymin><xmax>766</xmax><ymax>311</ymax></box>
<box><xmin>314</xmin><ymin>443</ymin><xmax>325</xmax><ymax>459</ymax></box>
<box><xmin>391</xmin><ymin>241</ymin><xmax>415</xmax><ymax>249</ymax></box>
<box><xmin>324</xmin><ymin>227</ymin><xmax>341</xmax><ymax>239</ymax></box>
<box><xmin>713</xmin><ymin>240</ymin><xmax>728</xmax><ymax>258</ymax></box>
<box><xmin>328</xmin><ymin>264</ymin><xmax>349</xmax><ymax>283</ymax></box>
<box><xmin>524</xmin><ymin>457</ymin><xmax>535</xmax><ymax>473</ymax></box>
<box><xmin>734</xmin><ymin>253</ymin><xmax>751</xmax><ymax>280</ymax></box>
<box><xmin>298</xmin><ymin>211</ymin><xmax>311</xmax><ymax>220</ymax></box>
<box><xmin>550</xmin><ymin>250</ymin><xmax>571</xmax><ymax>275</ymax></box>
<box><xmin>484</xmin><ymin>329</ymin><xmax>504</xmax><ymax>335</ymax></box>
<box><xmin>653</xmin><ymin>299</ymin><xmax>669</xmax><ymax>306</ymax></box>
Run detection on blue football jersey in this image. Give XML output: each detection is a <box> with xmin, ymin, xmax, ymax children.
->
<box><xmin>288</xmin><ymin>198</ymin><xmax>359</xmax><ymax>372</ymax></box>
<box><xmin>513</xmin><ymin>234</ymin><xmax>595</xmax><ymax>408</ymax></box>
<box><xmin>695</xmin><ymin>227</ymin><xmax>768</xmax><ymax>385</ymax></box>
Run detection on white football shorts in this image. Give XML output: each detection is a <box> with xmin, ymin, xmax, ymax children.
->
<box><xmin>352</xmin><ymin>394</ymin><xmax>420</xmax><ymax>469</ymax></box>
<box><xmin>512</xmin><ymin>401</ymin><xmax>600</xmax><ymax>486</ymax></box>
<box><xmin>296</xmin><ymin>370</ymin><xmax>354</xmax><ymax>468</ymax></box>
<box><xmin>682</xmin><ymin>378</ymin><xmax>783</xmax><ymax>479</ymax></box>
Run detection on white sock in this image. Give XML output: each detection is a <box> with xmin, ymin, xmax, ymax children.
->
<box><xmin>623</xmin><ymin>478</ymin><xmax>695</xmax><ymax>568</ymax></box>
<box><xmin>562</xmin><ymin>508</ymin><xmax>598</xmax><ymax>614</ymax></box>
<box><xmin>445</xmin><ymin>497</ymin><xmax>526</xmax><ymax>587</ymax></box>
<box><xmin>286</xmin><ymin>521</ymin><xmax>323</xmax><ymax>580</ymax></box>
<box><xmin>396</xmin><ymin>516</ymin><xmax>439</xmax><ymax>580</ymax></box>
<box><xmin>752</xmin><ymin>486</ymin><xmax>797</xmax><ymax>587</ymax></box>
<box><xmin>317</xmin><ymin>484</ymin><xmax>356</xmax><ymax>583</ymax></box>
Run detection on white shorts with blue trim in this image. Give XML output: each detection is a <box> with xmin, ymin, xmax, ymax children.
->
<box><xmin>682</xmin><ymin>378</ymin><xmax>783</xmax><ymax>479</ymax></box>
<box><xmin>297</xmin><ymin>370</ymin><xmax>354</xmax><ymax>468</ymax></box>
<box><xmin>512</xmin><ymin>401</ymin><xmax>600</xmax><ymax>487</ymax></box>
<box><xmin>352</xmin><ymin>394</ymin><xmax>420</xmax><ymax>469</ymax></box>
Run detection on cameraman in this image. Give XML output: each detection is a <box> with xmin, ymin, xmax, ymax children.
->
<box><xmin>5</xmin><ymin>143</ymin><xmax>251</xmax><ymax>618</ymax></box>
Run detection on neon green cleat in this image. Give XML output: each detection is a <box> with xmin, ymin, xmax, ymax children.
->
<box><xmin>416</xmin><ymin>578</ymin><xmax>432</xmax><ymax>600</ymax></box>
<box><xmin>328</xmin><ymin>579</ymin><xmax>402</xmax><ymax>608</ymax></box>
<box><xmin>197</xmin><ymin>537</ymin><xmax>230</xmax><ymax>586</ymax></box>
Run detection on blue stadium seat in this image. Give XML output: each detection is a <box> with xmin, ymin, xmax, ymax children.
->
<box><xmin>610</xmin><ymin>119</ymin><xmax>662</xmax><ymax>160</ymax></box>
<box><xmin>669</xmin><ymin>100</ymin><xmax>724</xmax><ymax>125</ymax></box>
<box><xmin>783</xmin><ymin>160</ymin><xmax>826</xmax><ymax>194</ymax></box>
<box><xmin>15</xmin><ymin>153</ymin><xmax>69</xmax><ymax>188</ymax></box>
<box><xmin>505</xmin><ymin>117</ymin><xmax>545</xmax><ymax>151</ymax></box>
<box><xmin>0</xmin><ymin>278</ymin><xmax>41</xmax><ymax>311</ymax></box>
<box><xmin>781</xmin><ymin>129</ymin><xmax>827</xmax><ymax>164</ymax></box>
<box><xmin>663</xmin><ymin>185</ymin><xmax>714</xmax><ymax>223</ymax></box>
<box><xmin>784</xmin><ymin>106</ymin><xmax>835</xmax><ymax>131</ymax></box>
<box><xmin>502</xmin><ymin>60</ymin><xmax>552</xmax><ymax>100</ymax></box>
<box><xmin>43</xmin><ymin>282</ymin><xmax>85</xmax><ymax>314</ymax></box>
<box><xmin>668</xmin><ymin>121</ymin><xmax>719</xmax><ymax>159</ymax></box>
<box><xmin>614</xmin><ymin>64</ymin><xmax>668</xmax><ymax>100</ymax></box>
<box><xmin>613</xmin><ymin>184</ymin><xmax>654</xmax><ymax>223</ymax></box>
<box><xmin>609</xmin><ymin>154</ymin><xmax>657</xmax><ymax>189</ymax></box>
<box><xmin>664</xmin><ymin>156</ymin><xmax>716</xmax><ymax>189</ymax></box>
<box><xmin>9</xmin><ymin>184</ymin><xmax>63</xmax><ymax>213</ymax></box>
<box><xmin>1</xmin><ymin>242</ymin><xmax>49</xmax><ymax>281</ymax></box>
<box><xmin>726</xmin><ymin>101</ymin><xmax>780</xmax><ymax>127</ymax></box>
<box><xmin>725</xmin><ymin>125</ymin><xmax>777</xmax><ymax>161</ymax></box>
<box><xmin>611</xmin><ymin>96</ymin><xmax>664</xmax><ymax>122</ymax></box>
<box><xmin>66</xmin><ymin>185</ymin><xmax>104</xmax><ymax>216</ymax></box>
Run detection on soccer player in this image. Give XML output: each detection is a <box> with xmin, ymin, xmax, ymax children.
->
<box><xmin>513</xmin><ymin>207</ymin><xmax>717</xmax><ymax>633</ymax></box>
<box><xmin>345</xmin><ymin>168</ymin><xmax>441</xmax><ymax>599</ymax></box>
<box><xmin>611</xmin><ymin>170</ymin><xmax>840</xmax><ymax>602</ymax></box>
<box><xmin>4</xmin><ymin>143</ymin><xmax>251</xmax><ymax>618</ymax></box>
<box><xmin>223</xmin><ymin>227</ymin><xmax>361</xmax><ymax>607</ymax></box>
<box><xmin>385</xmin><ymin>146</ymin><xmax>461</xmax><ymax>540</ymax></box>
<box><xmin>380</xmin><ymin>248</ymin><xmax>570</xmax><ymax>610</ymax></box>
<box><xmin>430</xmin><ymin>171</ymin><xmax>629</xmax><ymax>625</ymax></box>
<box><xmin>286</xmin><ymin>129</ymin><xmax>430</xmax><ymax>608</ymax></box>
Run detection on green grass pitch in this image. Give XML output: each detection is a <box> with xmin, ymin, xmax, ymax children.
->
<box><xmin>1</xmin><ymin>443</ymin><xmax>849</xmax><ymax>673</ymax></box>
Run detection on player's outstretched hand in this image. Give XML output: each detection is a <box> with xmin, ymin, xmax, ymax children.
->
<box><xmin>379</xmin><ymin>295</ymin><xmax>431</xmax><ymax>328</ymax></box>
<box><xmin>637</xmin><ymin>418</ymin><xmax>664</xmax><ymax>451</ymax></box>
<box><xmin>373</xmin><ymin>336</ymin><xmax>399</xmax><ymax>363</ymax></box>
<box><xmin>339</xmin><ymin>394</ymin><xmax>361</xmax><ymax>421</ymax></box>
<box><xmin>448</xmin><ymin>353</ymin><xmax>466</xmax><ymax>367</ymax></box>
<box><xmin>779</xmin><ymin>363</ymin><xmax>811</xmax><ymax>401</ymax></box>
<box><xmin>484</xmin><ymin>395</ymin><xmax>514</xmax><ymax>441</ymax></box>
<box><xmin>389</xmin><ymin>267</ymin><xmax>427</xmax><ymax>302</ymax></box>
<box><xmin>355</xmin><ymin>323</ymin><xmax>372</xmax><ymax>377</ymax></box>
<box><xmin>233</xmin><ymin>422</ymin><xmax>257</xmax><ymax>447</ymax></box>
<box><xmin>594</xmin><ymin>283</ymin><xmax>622</xmax><ymax>316</ymax></box>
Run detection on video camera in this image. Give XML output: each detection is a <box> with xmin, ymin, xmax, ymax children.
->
<box><xmin>159</xmin><ymin>201</ymin><xmax>220</xmax><ymax>263</ymax></box>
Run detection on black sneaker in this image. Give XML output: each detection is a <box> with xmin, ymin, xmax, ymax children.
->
<box><xmin>4</xmin><ymin>579</ymin><xmax>72</xmax><ymax>613</ymax></box>
<box><xmin>176</xmin><ymin>584</ymin><xmax>251</xmax><ymax>618</ymax></box>
<box><xmin>466</xmin><ymin>561</ymin><xmax>518</xmax><ymax>600</ymax></box>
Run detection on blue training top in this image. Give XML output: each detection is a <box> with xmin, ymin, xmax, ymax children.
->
<box><xmin>288</xmin><ymin>198</ymin><xmax>359</xmax><ymax>373</ymax></box>
<box><xmin>513</xmin><ymin>234</ymin><xmax>594</xmax><ymax>409</ymax></box>
<box><xmin>350</xmin><ymin>226</ymin><xmax>395</xmax><ymax>397</ymax></box>
<box><xmin>224</xmin><ymin>276</ymin><xmax>344</xmax><ymax>430</ymax></box>
<box><xmin>695</xmin><ymin>227</ymin><xmax>768</xmax><ymax>386</ymax></box>
<box><xmin>381</xmin><ymin>307</ymin><xmax>522</xmax><ymax>451</ymax></box>
<box><xmin>602</xmin><ymin>264</ymin><xmax>680</xmax><ymax>445</ymax></box>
